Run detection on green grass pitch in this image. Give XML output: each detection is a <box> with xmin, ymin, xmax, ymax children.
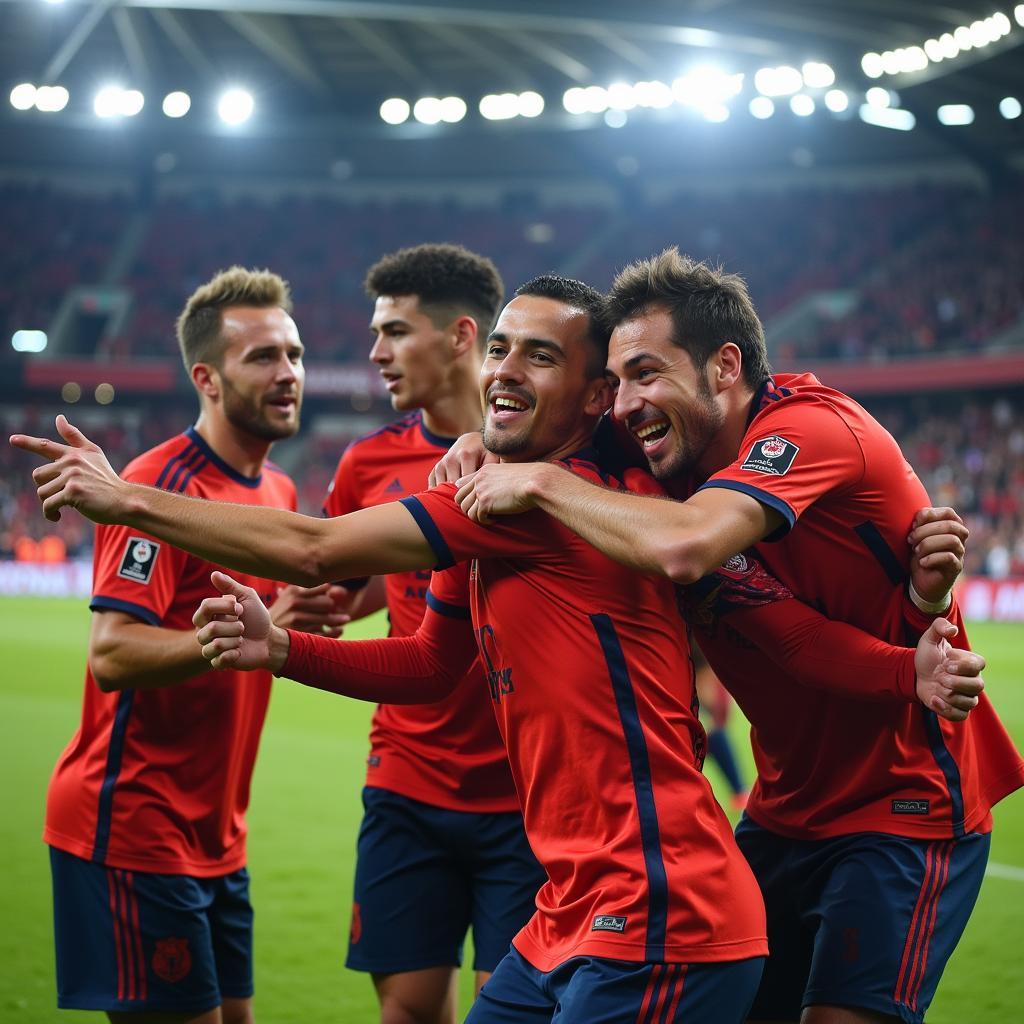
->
<box><xmin>1</xmin><ymin>597</ymin><xmax>1021</xmax><ymax>1022</ymax></box>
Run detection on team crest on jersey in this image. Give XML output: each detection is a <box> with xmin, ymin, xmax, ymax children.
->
<box><xmin>740</xmin><ymin>435</ymin><xmax>799</xmax><ymax>476</ymax></box>
<box><xmin>720</xmin><ymin>553</ymin><xmax>750</xmax><ymax>578</ymax></box>
<box><xmin>117</xmin><ymin>537</ymin><xmax>160</xmax><ymax>583</ymax></box>
<box><xmin>591</xmin><ymin>914</ymin><xmax>627</xmax><ymax>933</ymax></box>
<box><xmin>152</xmin><ymin>937</ymin><xmax>192</xmax><ymax>983</ymax></box>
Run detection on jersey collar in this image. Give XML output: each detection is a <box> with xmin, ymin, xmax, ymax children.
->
<box><xmin>185</xmin><ymin>426</ymin><xmax>263</xmax><ymax>488</ymax></box>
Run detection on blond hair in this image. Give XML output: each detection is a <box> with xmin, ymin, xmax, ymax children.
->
<box><xmin>176</xmin><ymin>266</ymin><xmax>293</xmax><ymax>369</ymax></box>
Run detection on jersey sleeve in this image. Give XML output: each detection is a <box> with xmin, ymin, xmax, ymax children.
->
<box><xmin>90</xmin><ymin>462</ymin><xmax>191</xmax><ymax>625</ymax></box>
<box><xmin>685</xmin><ymin>551</ymin><xmax>917</xmax><ymax>702</ymax></box>
<box><xmin>698</xmin><ymin>395</ymin><xmax>866</xmax><ymax>537</ymax></box>
<box><xmin>283</xmin><ymin>563</ymin><xmax>476</xmax><ymax>703</ymax></box>
<box><xmin>399</xmin><ymin>483</ymin><xmax>552</xmax><ymax>568</ymax></box>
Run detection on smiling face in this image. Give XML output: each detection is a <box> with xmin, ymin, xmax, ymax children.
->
<box><xmin>607</xmin><ymin>306</ymin><xmax>725</xmax><ymax>481</ymax></box>
<box><xmin>213</xmin><ymin>306</ymin><xmax>305</xmax><ymax>441</ymax></box>
<box><xmin>369</xmin><ymin>294</ymin><xmax>457</xmax><ymax>412</ymax></box>
<box><xmin>481</xmin><ymin>294</ymin><xmax>610</xmax><ymax>462</ymax></box>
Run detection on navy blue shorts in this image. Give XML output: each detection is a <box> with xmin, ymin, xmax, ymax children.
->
<box><xmin>346</xmin><ymin>786</ymin><xmax>545</xmax><ymax>975</ymax></box>
<box><xmin>735</xmin><ymin>816</ymin><xmax>991</xmax><ymax>1024</ymax></box>
<box><xmin>466</xmin><ymin>946</ymin><xmax>765</xmax><ymax>1023</ymax></box>
<box><xmin>50</xmin><ymin>846</ymin><xmax>253</xmax><ymax>1013</ymax></box>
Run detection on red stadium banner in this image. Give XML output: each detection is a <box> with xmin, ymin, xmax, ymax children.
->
<box><xmin>24</xmin><ymin>360</ymin><xmax>177</xmax><ymax>391</ymax></box>
<box><xmin>958</xmin><ymin>577</ymin><xmax>1024</xmax><ymax>623</ymax></box>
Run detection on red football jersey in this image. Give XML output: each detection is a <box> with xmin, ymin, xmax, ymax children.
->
<box><xmin>44</xmin><ymin>427</ymin><xmax>294</xmax><ymax>876</ymax></box>
<box><xmin>402</xmin><ymin>454</ymin><xmax>767</xmax><ymax>972</ymax></box>
<box><xmin>324</xmin><ymin>410</ymin><xmax>518</xmax><ymax>812</ymax></box>
<box><xmin>699</xmin><ymin>374</ymin><xmax>1024</xmax><ymax>840</ymax></box>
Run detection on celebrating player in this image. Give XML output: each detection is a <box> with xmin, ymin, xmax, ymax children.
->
<box><xmin>442</xmin><ymin>249</ymin><xmax>1024</xmax><ymax>1024</ymax></box>
<box><xmin>12</xmin><ymin>276</ymin><xmax>990</xmax><ymax>1023</ymax></box>
<box><xmin>325</xmin><ymin>244</ymin><xmax>543</xmax><ymax>1024</ymax></box>
<box><xmin>39</xmin><ymin>268</ymin><xmax>347</xmax><ymax>1024</ymax></box>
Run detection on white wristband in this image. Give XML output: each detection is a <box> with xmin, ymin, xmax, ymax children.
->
<box><xmin>909</xmin><ymin>580</ymin><xmax>952</xmax><ymax>615</ymax></box>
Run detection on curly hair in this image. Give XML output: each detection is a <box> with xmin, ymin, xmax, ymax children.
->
<box><xmin>364</xmin><ymin>243</ymin><xmax>504</xmax><ymax>338</ymax></box>
<box><xmin>606</xmin><ymin>247</ymin><xmax>771</xmax><ymax>388</ymax></box>
<box><xmin>176</xmin><ymin>266</ymin><xmax>292</xmax><ymax>370</ymax></box>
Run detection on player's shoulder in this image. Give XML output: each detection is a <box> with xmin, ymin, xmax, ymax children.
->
<box><xmin>762</xmin><ymin>373</ymin><xmax>870</xmax><ymax>421</ymax></box>
<box><xmin>344</xmin><ymin>410</ymin><xmax>426</xmax><ymax>457</ymax></box>
<box><xmin>557</xmin><ymin>448</ymin><xmax>665</xmax><ymax>497</ymax></box>
<box><xmin>120</xmin><ymin>432</ymin><xmax>194</xmax><ymax>488</ymax></box>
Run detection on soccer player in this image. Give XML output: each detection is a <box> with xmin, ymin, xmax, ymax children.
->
<box><xmin>39</xmin><ymin>267</ymin><xmax>347</xmax><ymax>1024</ymax></box>
<box><xmin>443</xmin><ymin>249</ymin><xmax>1024</xmax><ymax>1024</ymax></box>
<box><xmin>325</xmin><ymin>244</ymin><xmax>543</xmax><ymax>1024</ymax></box>
<box><xmin>13</xmin><ymin>277</ymin><xmax>987</xmax><ymax>1023</ymax></box>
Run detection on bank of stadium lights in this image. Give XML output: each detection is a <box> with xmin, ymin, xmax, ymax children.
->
<box><xmin>790</xmin><ymin>94</ymin><xmax>815</xmax><ymax>117</ymax></box>
<box><xmin>10</xmin><ymin>83</ymin><xmax>69</xmax><ymax>112</ymax></box>
<box><xmin>753</xmin><ymin>65</ymin><xmax>803</xmax><ymax>97</ymax></box>
<box><xmin>748</xmin><ymin>96</ymin><xmax>774</xmax><ymax>119</ymax></box>
<box><xmin>858</xmin><ymin>104</ymin><xmax>915</xmax><ymax>131</ymax></box>
<box><xmin>865</xmin><ymin>87</ymin><xmax>896</xmax><ymax>108</ymax></box>
<box><xmin>824</xmin><ymin>89</ymin><xmax>850</xmax><ymax>113</ymax></box>
<box><xmin>479</xmin><ymin>91</ymin><xmax>544</xmax><ymax>120</ymax></box>
<box><xmin>938</xmin><ymin>104</ymin><xmax>975</xmax><ymax>125</ymax></box>
<box><xmin>94</xmin><ymin>85</ymin><xmax>144</xmax><ymax>119</ymax></box>
<box><xmin>411</xmin><ymin>96</ymin><xmax>466</xmax><ymax>125</ymax></box>
<box><xmin>1001</xmin><ymin>96</ymin><xmax>1022</xmax><ymax>118</ymax></box>
<box><xmin>862</xmin><ymin>10</ymin><xmax>1014</xmax><ymax>79</ymax></box>
<box><xmin>217</xmin><ymin>88</ymin><xmax>254</xmax><ymax>126</ymax></box>
<box><xmin>379</xmin><ymin>97</ymin><xmax>410</xmax><ymax>124</ymax></box>
<box><xmin>11</xmin><ymin>330</ymin><xmax>47</xmax><ymax>353</ymax></box>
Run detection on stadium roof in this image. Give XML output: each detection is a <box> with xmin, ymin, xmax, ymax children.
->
<box><xmin>2</xmin><ymin>0</ymin><xmax>1023</xmax><ymax>186</ymax></box>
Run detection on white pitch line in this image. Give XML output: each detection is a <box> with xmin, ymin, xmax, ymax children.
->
<box><xmin>986</xmin><ymin>861</ymin><xmax>1024</xmax><ymax>882</ymax></box>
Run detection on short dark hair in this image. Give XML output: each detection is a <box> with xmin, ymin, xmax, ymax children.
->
<box><xmin>176</xmin><ymin>266</ymin><xmax>292</xmax><ymax>370</ymax></box>
<box><xmin>364</xmin><ymin>243</ymin><xmax>504</xmax><ymax>338</ymax></box>
<box><xmin>514</xmin><ymin>274</ymin><xmax>610</xmax><ymax>377</ymax></box>
<box><xmin>605</xmin><ymin>247</ymin><xmax>771</xmax><ymax>389</ymax></box>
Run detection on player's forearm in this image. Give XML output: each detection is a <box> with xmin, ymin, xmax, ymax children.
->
<box><xmin>282</xmin><ymin>612</ymin><xmax>473</xmax><ymax>703</ymax></box>
<box><xmin>120</xmin><ymin>482</ymin><xmax>332</xmax><ymax>586</ymax></box>
<box><xmin>90</xmin><ymin>622</ymin><xmax>210</xmax><ymax>691</ymax></box>
<box><xmin>527</xmin><ymin>465</ymin><xmax>725</xmax><ymax>583</ymax></box>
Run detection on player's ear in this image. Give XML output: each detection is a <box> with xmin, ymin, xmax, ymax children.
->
<box><xmin>711</xmin><ymin>343</ymin><xmax>742</xmax><ymax>392</ymax></box>
<box><xmin>450</xmin><ymin>315</ymin><xmax>478</xmax><ymax>358</ymax></box>
<box><xmin>191</xmin><ymin>362</ymin><xmax>220</xmax><ymax>401</ymax></box>
<box><xmin>584</xmin><ymin>377</ymin><xmax>614</xmax><ymax>417</ymax></box>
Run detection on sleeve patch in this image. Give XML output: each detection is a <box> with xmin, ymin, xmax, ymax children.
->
<box><xmin>117</xmin><ymin>537</ymin><xmax>161</xmax><ymax>583</ymax></box>
<box><xmin>740</xmin><ymin>435</ymin><xmax>800</xmax><ymax>476</ymax></box>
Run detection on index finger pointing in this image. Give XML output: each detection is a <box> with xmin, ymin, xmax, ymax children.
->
<box><xmin>9</xmin><ymin>434</ymin><xmax>70</xmax><ymax>461</ymax></box>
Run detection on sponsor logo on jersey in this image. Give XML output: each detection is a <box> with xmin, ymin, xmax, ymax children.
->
<box><xmin>367</xmin><ymin>754</ymin><xmax>381</xmax><ymax>768</ymax></box>
<box><xmin>152</xmin><ymin>937</ymin><xmax>192</xmax><ymax>983</ymax></box>
<box><xmin>891</xmin><ymin>798</ymin><xmax>930</xmax><ymax>815</ymax></box>
<box><xmin>117</xmin><ymin>537</ymin><xmax>160</xmax><ymax>583</ymax></box>
<box><xmin>740</xmin><ymin>435</ymin><xmax>800</xmax><ymax>476</ymax></box>
<box><xmin>384</xmin><ymin>477</ymin><xmax>405</xmax><ymax>495</ymax></box>
<box><xmin>477</xmin><ymin>624</ymin><xmax>514</xmax><ymax>703</ymax></box>
<box><xmin>591</xmin><ymin>914</ymin><xmax>628</xmax><ymax>933</ymax></box>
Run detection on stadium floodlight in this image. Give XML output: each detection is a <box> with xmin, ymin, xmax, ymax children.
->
<box><xmin>11</xmin><ymin>330</ymin><xmax>47</xmax><ymax>353</ymax></box>
<box><xmin>562</xmin><ymin>87</ymin><xmax>588</xmax><ymax>115</ymax></box>
<box><xmin>749</xmin><ymin>96</ymin><xmax>775</xmax><ymax>119</ymax></box>
<box><xmin>439</xmin><ymin>96</ymin><xmax>467</xmax><ymax>123</ymax></box>
<box><xmin>754</xmin><ymin>65</ymin><xmax>802</xmax><ymax>97</ymax></box>
<box><xmin>801</xmin><ymin>62</ymin><xmax>835</xmax><ymax>88</ymax></box>
<box><xmin>607</xmin><ymin>82</ymin><xmax>637</xmax><ymax>111</ymax></box>
<box><xmin>94</xmin><ymin>85</ymin><xmax>124</xmax><ymax>118</ymax></box>
<box><xmin>604</xmin><ymin>109</ymin><xmax>628</xmax><ymax>128</ymax></box>
<box><xmin>824</xmin><ymin>89</ymin><xmax>850</xmax><ymax>113</ymax></box>
<box><xmin>1017</xmin><ymin>5</ymin><xmax>1024</xmax><ymax>28</ymax></box>
<box><xmin>582</xmin><ymin>86</ymin><xmax>609</xmax><ymax>113</ymax></box>
<box><xmin>939</xmin><ymin>33</ymin><xmax>960</xmax><ymax>59</ymax></box>
<box><xmin>1000</xmin><ymin>96</ymin><xmax>1022</xmax><ymax>119</ymax></box>
<box><xmin>993</xmin><ymin>12</ymin><xmax>1011</xmax><ymax>34</ymax></box>
<box><xmin>790</xmin><ymin>94</ymin><xmax>815</xmax><ymax>116</ymax></box>
<box><xmin>632</xmin><ymin>80</ymin><xmax>672</xmax><ymax>109</ymax></box>
<box><xmin>379</xmin><ymin>97</ymin><xmax>410</xmax><ymax>124</ymax></box>
<box><xmin>924</xmin><ymin>39</ymin><xmax>944</xmax><ymax>62</ymax></box>
<box><xmin>953</xmin><ymin>26</ymin><xmax>973</xmax><ymax>50</ymax></box>
<box><xmin>413</xmin><ymin>97</ymin><xmax>443</xmax><ymax>124</ymax></box>
<box><xmin>865</xmin><ymin>86</ymin><xmax>893</xmax><ymax>108</ymax></box>
<box><xmin>121</xmin><ymin>89</ymin><xmax>144</xmax><ymax>116</ymax></box>
<box><xmin>880</xmin><ymin>51</ymin><xmax>900</xmax><ymax>75</ymax></box>
<box><xmin>969</xmin><ymin>21</ymin><xmax>991</xmax><ymax>47</ymax></box>
<box><xmin>35</xmin><ymin>85</ymin><xmax>69</xmax><ymax>112</ymax></box>
<box><xmin>858</xmin><ymin>104</ymin><xmax>915</xmax><ymax>130</ymax></box>
<box><xmin>517</xmin><ymin>91</ymin><xmax>544</xmax><ymax>117</ymax></box>
<box><xmin>217</xmin><ymin>88</ymin><xmax>254</xmax><ymax>125</ymax></box>
<box><xmin>480</xmin><ymin>93</ymin><xmax>517</xmax><ymax>120</ymax></box>
<box><xmin>10</xmin><ymin>83</ymin><xmax>37</xmax><ymax>110</ymax></box>
<box><xmin>937</xmin><ymin>104</ymin><xmax>975</xmax><ymax>125</ymax></box>
<box><xmin>162</xmin><ymin>91</ymin><xmax>191</xmax><ymax>118</ymax></box>
<box><xmin>861</xmin><ymin>52</ymin><xmax>884</xmax><ymax>78</ymax></box>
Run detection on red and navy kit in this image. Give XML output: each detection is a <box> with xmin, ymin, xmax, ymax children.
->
<box><xmin>699</xmin><ymin>374</ymin><xmax>1024</xmax><ymax>841</ymax></box>
<box><xmin>44</xmin><ymin>426</ymin><xmax>294</xmax><ymax>877</ymax></box>
<box><xmin>324</xmin><ymin>410</ymin><xmax>518</xmax><ymax>813</ymax></box>
<box><xmin>397</xmin><ymin>455</ymin><xmax>767</xmax><ymax>972</ymax></box>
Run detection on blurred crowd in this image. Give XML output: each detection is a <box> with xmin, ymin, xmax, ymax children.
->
<box><xmin>5</xmin><ymin>392</ymin><xmax>1021</xmax><ymax>579</ymax></box>
<box><xmin>2</xmin><ymin>181</ymin><xmax>1022</xmax><ymax>364</ymax></box>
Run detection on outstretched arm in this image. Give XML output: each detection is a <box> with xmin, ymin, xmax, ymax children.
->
<box><xmin>12</xmin><ymin>417</ymin><xmax>437</xmax><ymax>587</ymax></box>
<box><xmin>193</xmin><ymin>571</ymin><xmax>477</xmax><ymax>703</ymax></box>
<box><xmin>455</xmin><ymin>461</ymin><xmax>780</xmax><ymax>583</ymax></box>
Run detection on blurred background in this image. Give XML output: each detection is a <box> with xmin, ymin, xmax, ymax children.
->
<box><xmin>1</xmin><ymin>4</ymin><xmax>1023</xmax><ymax>1019</ymax></box>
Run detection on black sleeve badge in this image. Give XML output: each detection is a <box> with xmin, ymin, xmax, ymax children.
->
<box><xmin>117</xmin><ymin>537</ymin><xmax>160</xmax><ymax>583</ymax></box>
<box><xmin>740</xmin><ymin>435</ymin><xmax>800</xmax><ymax>476</ymax></box>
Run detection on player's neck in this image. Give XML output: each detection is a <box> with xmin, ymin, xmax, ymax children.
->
<box><xmin>696</xmin><ymin>385</ymin><xmax>757</xmax><ymax>479</ymax></box>
<box><xmin>192</xmin><ymin>412</ymin><xmax>272</xmax><ymax>479</ymax></box>
<box><xmin>421</xmin><ymin>388</ymin><xmax>484</xmax><ymax>440</ymax></box>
